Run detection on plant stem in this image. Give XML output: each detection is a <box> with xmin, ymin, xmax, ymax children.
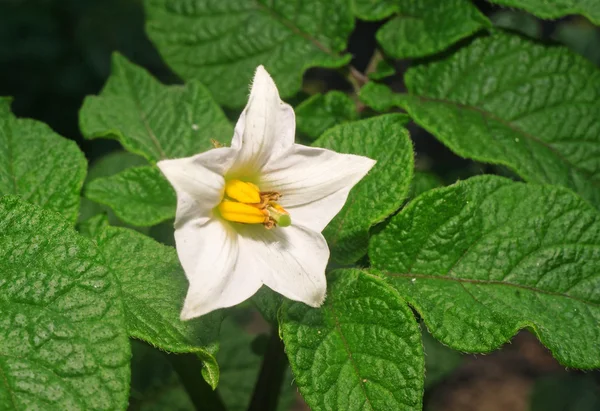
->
<box><xmin>167</xmin><ymin>352</ymin><xmax>227</xmax><ymax>411</ymax></box>
<box><xmin>247</xmin><ymin>328</ymin><xmax>288</xmax><ymax>411</ymax></box>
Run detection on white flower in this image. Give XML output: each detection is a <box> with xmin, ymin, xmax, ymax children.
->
<box><xmin>158</xmin><ymin>66</ymin><xmax>376</xmax><ymax>320</ymax></box>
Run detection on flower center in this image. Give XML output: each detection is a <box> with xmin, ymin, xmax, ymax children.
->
<box><xmin>217</xmin><ymin>179</ymin><xmax>291</xmax><ymax>229</ymax></box>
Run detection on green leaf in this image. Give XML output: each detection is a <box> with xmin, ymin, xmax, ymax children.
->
<box><xmin>217</xmin><ymin>316</ymin><xmax>295</xmax><ymax>411</ymax></box>
<box><xmin>280</xmin><ymin>269</ymin><xmax>424</xmax><ymax>411</ymax></box>
<box><xmin>368</xmin><ymin>59</ymin><xmax>396</xmax><ymax>81</ymax></box>
<box><xmin>144</xmin><ymin>0</ymin><xmax>354</xmax><ymax>107</ymax></box>
<box><xmin>314</xmin><ymin>114</ymin><xmax>414</xmax><ymax>264</ymax></box>
<box><xmin>0</xmin><ymin>196</ymin><xmax>130</xmax><ymax>410</ymax></box>
<box><xmin>352</xmin><ymin>0</ymin><xmax>489</xmax><ymax>58</ymax></box>
<box><xmin>296</xmin><ymin>91</ymin><xmax>358</xmax><ymax>140</ymax></box>
<box><xmin>376</xmin><ymin>0</ymin><xmax>490</xmax><ymax>59</ymax></box>
<box><xmin>90</xmin><ymin>225</ymin><xmax>222</xmax><ymax>388</ymax></box>
<box><xmin>361</xmin><ymin>33</ymin><xmax>600</xmax><ymax>209</ymax></box>
<box><xmin>0</xmin><ymin>98</ymin><xmax>86</xmax><ymax>223</ymax></box>
<box><xmin>85</xmin><ymin>166</ymin><xmax>176</xmax><ymax>227</ymax></box>
<box><xmin>487</xmin><ymin>0</ymin><xmax>600</xmax><ymax>25</ymax></box>
<box><xmin>79</xmin><ymin>151</ymin><xmax>150</xmax><ymax>227</ymax></box>
<box><xmin>370</xmin><ymin>175</ymin><xmax>600</xmax><ymax>368</ymax></box>
<box><xmin>78</xmin><ymin>214</ymin><xmax>111</xmax><ymax>239</ymax></box>
<box><xmin>80</xmin><ymin>53</ymin><xmax>232</xmax><ymax>163</ymax></box>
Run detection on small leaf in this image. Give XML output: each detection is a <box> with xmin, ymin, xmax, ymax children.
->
<box><xmin>0</xmin><ymin>98</ymin><xmax>86</xmax><ymax>223</ymax></box>
<box><xmin>78</xmin><ymin>214</ymin><xmax>110</xmax><ymax>239</ymax></box>
<box><xmin>280</xmin><ymin>269</ymin><xmax>424</xmax><ymax>411</ymax></box>
<box><xmin>376</xmin><ymin>0</ymin><xmax>490</xmax><ymax>59</ymax></box>
<box><xmin>314</xmin><ymin>114</ymin><xmax>414</xmax><ymax>263</ymax></box>
<box><xmin>90</xmin><ymin>225</ymin><xmax>222</xmax><ymax>388</ymax></box>
<box><xmin>370</xmin><ymin>175</ymin><xmax>600</xmax><ymax>368</ymax></box>
<box><xmin>85</xmin><ymin>166</ymin><xmax>176</xmax><ymax>227</ymax></box>
<box><xmin>488</xmin><ymin>0</ymin><xmax>600</xmax><ymax>25</ymax></box>
<box><xmin>361</xmin><ymin>33</ymin><xmax>600</xmax><ymax>209</ymax></box>
<box><xmin>80</xmin><ymin>53</ymin><xmax>232</xmax><ymax>162</ymax></box>
<box><xmin>144</xmin><ymin>0</ymin><xmax>354</xmax><ymax>107</ymax></box>
<box><xmin>368</xmin><ymin>59</ymin><xmax>396</xmax><ymax>81</ymax></box>
<box><xmin>0</xmin><ymin>196</ymin><xmax>130</xmax><ymax>410</ymax></box>
<box><xmin>296</xmin><ymin>91</ymin><xmax>358</xmax><ymax>140</ymax></box>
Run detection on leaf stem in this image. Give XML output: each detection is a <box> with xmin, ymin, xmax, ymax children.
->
<box><xmin>167</xmin><ymin>352</ymin><xmax>227</xmax><ymax>411</ymax></box>
<box><xmin>247</xmin><ymin>328</ymin><xmax>288</xmax><ymax>411</ymax></box>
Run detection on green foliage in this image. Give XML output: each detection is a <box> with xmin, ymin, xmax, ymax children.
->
<box><xmin>80</xmin><ymin>53</ymin><xmax>232</xmax><ymax>163</ymax></box>
<box><xmin>0</xmin><ymin>99</ymin><xmax>86</xmax><ymax>224</ymax></box>
<box><xmin>361</xmin><ymin>32</ymin><xmax>600</xmax><ymax>209</ymax></box>
<box><xmin>488</xmin><ymin>0</ymin><xmax>600</xmax><ymax>25</ymax></box>
<box><xmin>0</xmin><ymin>196</ymin><xmax>130</xmax><ymax>410</ymax></box>
<box><xmin>314</xmin><ymin>114</ymin><xmax>414</xmax><ymax>264</ymax></box>
<box><xmin>296</xmin><ymin>91</ymin><xmax>358</xmax><ymax>140</ymax></box>
<box><xmin>408</xmin><ymin>171</ymin><xmax>444</xmax><ymax>201</ymax></box>
<box><xmin>144</xmin><ymin>0</ymin><xmax>354</xmax><ymax>107</ymax></box>
<box><xmin>352</xmin><ymin>0</ymin><xmax>489</xmax><ymax>58</ymax></box>
<box><xmin>370</xmin><ymin>176</ymin><xmax>600</xmax><ymax>368</ymax></box>
<box><xmin>87</xmin><ymin>223</ymin><xmax>223</xmax><ymax>388</ymax></box>
<box><xmin>368</xmin><ymin>58</ymin><xmax>396</xmax><ymax>80</ymax></box>
<box><xmin>217</xmin><ymin>316</ymin><xmax>295</xmax><ymax>411</ymax></box>
<box><xmin>85</xmin><ymin>166</ymin><xmax>176</xmax><ymax>227</ymax></box>
<box><xmin>79</xmin><ymin>151</ymin><xmax>149</xmax><ymax>227</ymax></box>
<box><xmin>281</xmin><ymin>269</ymin><xmax>424</xmax><ymax>411</ymax></box>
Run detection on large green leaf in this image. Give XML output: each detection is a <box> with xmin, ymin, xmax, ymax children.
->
<box><xmin>314</xmin><ymin>114</ymin><xmax>413</xmax><ymax>264</ymax></box>
<box><xmin>85</xmin><ymin>166</ymin><xmax>176</xmax><ymax>227</ymax></box>
<box><xmin>296</xmin><ymin>91</ymin><xmax>357</xmax><ymax>140</ymax></box>
<box><xmin>361</xmin><ymin>33</ymin><xmax>600</xmax><ymax>209</ymax></box>
<box><xmin>370</xmin><ymin>175</ymin><xmax>600</xmax><ymax>368</ymax></box>
<box><xmin>280</xmin><ymin>269</ymin><xmax>424</xmax><ymax>411</ymax></box>
<box><xmin>488</xmin><ymin>0</ymin><xmax>600</xmax><ymax>25</ymax></box>
<box><xmin>88</xmin><ymin>223</ymin><xmax>222</xmax><ymax>388</ymax></box>
<box><xmin>353</xmin><ymin>0</ymin><xmax>489</xmax><ymax>58</ymax></box>
<box><xmin>0</xmin><ymin>196</ymin><xmax>130</xmax><ymax>410</ymax></box>
<box><xmin>80</xmin><ymin>53</ymin><xmax>232</xmax><ymax>163</ymax></box>
<box><xmin>0</xmin><ymin>99</ymin><xmax>86</xmax><ymax>223</ymax></box>
<box><xmin>144</xmin><ymin>0</ymin><xmax>354</xmax><ymax>107</ymax></box>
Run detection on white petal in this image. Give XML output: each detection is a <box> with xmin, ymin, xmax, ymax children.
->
<box><xmin>178</xmin><ymin>218</ymin><xmax>262</xmax><ymax>319</ymax></box>
<box><xmin>238</xmin><ymin>224</ymin><xmax>328</xmax><ymax>307</ymax></box>
<box><xmin>157</xmin><ymin>147</ymin><xmax>237</xmax><ymax>226</ymax></box>
<box><xmin>229</xmin><ymin>66</ymin><xmax>295</xmax><ymax>176</ymax></box>
<box><xmin>260</xmin><ymin>145</ymin><xmax>376</xmax><ymax>232</ymax></box>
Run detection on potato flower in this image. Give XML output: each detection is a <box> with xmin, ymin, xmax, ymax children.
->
<box><xmin>158</xmin><ymin>66</ymin><xmax>375</xmax><ymax>319</ymax></box>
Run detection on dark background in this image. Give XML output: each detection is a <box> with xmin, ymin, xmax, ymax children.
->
<box><xmin>1</xmin><ymin>0</ymin><xmax>599</xmax><ymax>410</ymax></box>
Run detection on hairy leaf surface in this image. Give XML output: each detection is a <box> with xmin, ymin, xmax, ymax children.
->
<box><xmin>361</xmin><ymin>33</ymin><xmax>600</xmax><ymax>208</ymax></box>
<box><xmin>145</xmin><ymin>0</ymin><xmax>354</xmax><ymax>107</ymax></box>
<box><xmin>0</xmin><ymin>196</ymin><xmax>130</xmax><ymax>410</ymax></box>
<box><xmin>80</xmin><ymin>53</ymin><xmax>232</xmax><ymax>162</ymax></box>
<box><xmin>0</xmin><ymin>99</ymin><xmax>86</xmax><ymax>223</ymax></box>
<box><xmin>370</xmin><ymin>176</ymin><xmax>600</xmax><ymax>368</ymax></box>
<box><xmin>281</xmin><ymin>269</ymin><xmax>424</xmax><ymax>411</ymax></box>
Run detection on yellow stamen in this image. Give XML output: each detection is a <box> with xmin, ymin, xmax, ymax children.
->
<box><xmin>218</xmin><ymin>200</ymin><xmax>269</xmax><ymax>224</ymax></box>
<box><xmin>225</xmin><ymin>180</ymin><xmax>261</xmax><ymax>204</ymax></box>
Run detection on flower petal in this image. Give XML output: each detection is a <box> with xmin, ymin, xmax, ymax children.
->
<box><xmin>157</xmin><ymin>147</ymin><xmax>237</xmax><ymax>226</ymax></box>
<box><xmin>238</xmin><ymin>224</ymin><xmax>328</xmax><ymax>307</ymax></box>
<box><xmin>229</xmin><ymin>66</ymin><xmax>295</xmax><ymax>176</ymax></box>
<box><xmin>260</xmin><ymin>145</ymin><xmax>376</xmax><ymax>232</ymax></box>
<box><xmin>177</xmin><ymin>218</ymin><xmax>262</xmax><ymax>319</ymax></box>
